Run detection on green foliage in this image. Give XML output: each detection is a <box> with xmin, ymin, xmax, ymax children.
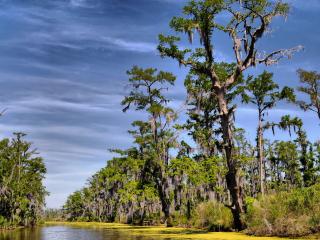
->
<box><xmin>267</xmin><ymin>141</ymin><xmax>302</xmax><ymax>189</ymax></box>
<box><xmin>265</xmin><ymin>115</ymin><xmax>319</xmax><ymax>188</ymax></box>
<box><xmin>246</xmin><ymin>184</ymin><xmax>320</xmax><ymax>237</ymax></box>
<box><xmin>296</xmin><ymin>69</ymin><xmax>320</xmax><ymax>119</ymax></box>
<box><xmin>0</xmin><ymin>215</ymin><xmax>9</xmax><ymax>228</ymax></box>
<box><xmin>43</xmin><ymin>209</ymin><xmax>64</xmax><ymax>222</ymax></box>
<box><xmin>63</xmin><ymin>150</ymin><xmax>162</xmax><ymax>224</ymax></box>
<box><xmin>63</xmin><ymin>0</ymin><xmax>317</xmax><ymax>235</ymax></box>
<box><xmin>122</xmin><ymin>66</ymin><xmax>175</xmax><ymax>115</ymax></box>
<box><xmin>192</xmin><ymin>201</ymin><xmax>233</xmax><ymax>231</ymax></box>
<box><xmin>0</xmin><ymin>133</ymin><xmax>47</xmax><ymax>228</ymax></box>
<box><xmin>242</xmin><ymin>71</ymin><xmax>295</xmax><ymax>109</ymax></box>
<box><xmin>158</xmin><ymin>0</ymin><xmax>301</xmax><ymax>230</ymax></box>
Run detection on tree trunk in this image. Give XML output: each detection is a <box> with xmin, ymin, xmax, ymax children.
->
<box><xmin>151</xmin><ymin>114</ymin><xmax>172</xmax><ymax>227</ymax></box>
<box><xmin>216</xmin><ymin>88</ymin><xmax>245</xmax><ymax>230</ymax></box>
<box><xmin>156</xmin><ymin>175</ymin><xmax>172</xmax><ymax>227</ymax></box>
<box><xmin>257</xmin><ymin>110</ymin><xmax>265</xmax><ymax>195</ymax></box>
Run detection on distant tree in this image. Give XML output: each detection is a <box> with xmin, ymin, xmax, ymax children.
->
<box><xmin>241</xmin><ymin>71</ymin><xmax>295</xmax><ymax>195</ymax></box>
<box><xmin>296</xmin><ymin>69</ymin><xmax>320</xmax><ymax>120</ymax></box>
<box><xmin>64</xmin><ymin>190</ymin><xmax>86</xmax><ymax>221</ymax></box>
<box><xmin>266</xmin><ymin>115</ymin><xmax>318</xmax><ymax>187</ymax></box>
<box><xmin>271</xmin><ymin>141</ymin><xmax>302</xmax><ymax>189</ymax></box>
<box><xmin>158</xmin><ymin>0</ymin><xmax>301</xmax><ymax>229</ymax></box>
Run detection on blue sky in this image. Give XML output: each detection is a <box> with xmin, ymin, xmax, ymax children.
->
<box><xmin>0</xmin><ymin>0</ymin><xmax>319</xmax><ymax>208</ymax></box>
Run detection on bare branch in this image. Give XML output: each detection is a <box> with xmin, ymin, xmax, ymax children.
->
<box><xmin>257</xmin><ymin>45</ymin><xmax>304</xmax><ymax>66</ymax></box>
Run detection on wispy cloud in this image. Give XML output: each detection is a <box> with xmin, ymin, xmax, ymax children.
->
<box><xmin>5</xmin><ymin>97</ymin><xmax>121</xmax><ymax>114</ymax></box>
<box><xmin>70</xmin><ymin>0</ymin><xmax>89</xmax><ymax>7</ymax></box>
<box><xmin>101</xmin><ymin>37</ymin><xmax>156</xmax><ymax>53</ymax></box>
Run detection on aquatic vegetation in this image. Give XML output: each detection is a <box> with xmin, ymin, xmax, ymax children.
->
<box><xmin>44</xmin><ymin>222</ymin><xmax>317</xmax><ymax>240</ymax></box>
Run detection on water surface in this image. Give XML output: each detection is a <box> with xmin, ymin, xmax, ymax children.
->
<box><xmin>0</xmin><ymin>225</ymin><xmax>164</xmax><ymax>240</ymax></box>
<box><xmin>0</xmin><ymin>224</ymin><xmax>308</xmax><ymax>240</ymax></box>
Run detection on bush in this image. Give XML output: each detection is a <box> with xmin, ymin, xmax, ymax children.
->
<box><xmin>0</xmin><ymin>215</ymin><xmax>9</xmax><ymax>228</ymax></box>
<box><xmin>245</xmin><ymin>184</ymin><xmax>320</xmax><ymax>237</ymax></box>
<box><xmin>191</xmin><ymin>201</ymin><xmax>233</xmax><ymax>231</ymax></box>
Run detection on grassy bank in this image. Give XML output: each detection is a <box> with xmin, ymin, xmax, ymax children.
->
<box><xmin>45</xmin><ymin>221</ymin><xmax>318</xmax><ymax>240</ymax></box>
<box><xmin>246</xmin><ymin>185</ymin><xmax>320</xmax><ymax>237</ymax></box>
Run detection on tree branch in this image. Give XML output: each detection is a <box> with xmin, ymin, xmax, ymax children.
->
<box><xmin>257</xmin><ymin>45</ymin><xmax>304</xmax><ymax>66</ymax></box>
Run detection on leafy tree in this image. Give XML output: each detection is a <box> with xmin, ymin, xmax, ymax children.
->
<box><xmin>61</xmin><ymin>1</ymin><xmax>320</xmax><ymax>233</ymax></box>
<box><xmin>183</xmin><ymin>69</ymin><xmax>219</xmax><ymax>159</ymax></box>
<box><xmin>64</xmin><ymin>190</ymin><xmax>86</xmax><ymax>221</ymax></box>
<box><xmin>0</xmin><ymin>133</ymin><xmax>47</xmax><ymax>227</ymax></box>
<box><xmin>157</xmin><ymin>0</ymin><xmax>301</xmax><ymax>229</ymax></box>
<box><xmin>266</xmin><ymin>115</ymin><xmax>318</xmax><ymax>187</ymax></box>
<box><xmin>241</xmin><ymin>71</ymin><xmax>295</xmax><ymax>195</ymax></box>
<box><xmin>122</xmin><ymin>66</ymin><xmax>177</xmax><ymax>226</ymax></box>
<box><xmin>63</xmin><ymin>147</ymin><xmax>161</xmax><ymax>224</ymax></box>
<box><xmin>296</xmin><ymin>69</ymin><xmax>320</xmax><ymax>120</ymax></box>
<box><xmin>271</xmin><ymin>141</ymin><xmax>302</xmax><ymax>189</ymax></box>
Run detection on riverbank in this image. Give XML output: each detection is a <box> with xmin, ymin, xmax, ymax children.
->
<box><xmin>44</xmin><ymin>222</ymin><xmax>319</xmax><ymax>240</ymax></box>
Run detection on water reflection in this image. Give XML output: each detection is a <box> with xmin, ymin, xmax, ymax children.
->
<box><xmin>0</xmin><ymin>227</ymin><xmax>41</xmax><ymax>240</ymax></box>
<box><xmin>0</xmin><ymin>226</ymin><xmax>160</xmax><ymax>240</ymax></box>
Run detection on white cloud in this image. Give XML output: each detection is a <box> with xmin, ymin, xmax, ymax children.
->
<box><xmin>101</xmin><ymin>37</ymin><xmax>156</xmax><ymax>53</ymax></box>
<box><xmin>3</xmin><ymin>95</ymin><xmax>123</xmax><ymax>115</ymax></box>
<box><xmin>70</xmin><ymin>0</ymin><xmax>95</xmax><ymax>8</ymax></box>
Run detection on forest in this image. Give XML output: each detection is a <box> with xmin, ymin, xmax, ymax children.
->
<box><xmin>0</xmin><ymin>133</ymin><xmax>47</xmax><ymax>228</ymax></box>
<box><xmin>62</xmin><ymin>0</ymin><xmax>320</xmax><ymax>237</ymax></box>
<box><xmin>1</xmin><ymin>0</ymin><xmax>320</xmax><ymax>238</ymax></box>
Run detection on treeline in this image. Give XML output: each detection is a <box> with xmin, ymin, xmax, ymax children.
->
<box><xmin>64</xmin><ymin>0</ymin><xmax>320</xmax><ymax>237</ymax></box>
<box><xmin>0</xmin><ymin>133</ymin><xmax>47</xmax><ymax>228</ymax></box>
<box><xmin>64</xmin><ymin>68</ymin><xmax>320</xmax><ymax>234</ymax></box>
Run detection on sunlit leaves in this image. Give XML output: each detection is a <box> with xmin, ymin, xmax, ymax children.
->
<box><xmin>296</xmin><ymin>69</ymin><xmax>320</xmax><ymax>119</ymax></box>
<box><xmin>122</xmin><ymin>66</ymin><xmax>175</xmax><ymax>113</ymax></box>
<box><xmin>242</xmin><ymin>71</ymin><xmax>295</xmax><ymax>114</ymax></box>
<box><xmin>0</xmin><ymin>133</ymin><xmax>47</xmax><ymax>227</ymax></box>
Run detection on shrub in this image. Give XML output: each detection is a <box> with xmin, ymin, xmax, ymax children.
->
<box><xmin>0</xmin><ymin>215</ymin><xmax>9</xmax><ymax>228</ymax></box>
<box><xmin>245</xmin><ymin>184</ymin><xmax>320</xmax><ymax>237</ymax></box>
<box><xmin>191</xmin><ymin>201</ymin><xmax>233</xmax><ymax>231</ymax></box>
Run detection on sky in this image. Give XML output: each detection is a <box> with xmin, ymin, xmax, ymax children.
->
<box><xmin>0</xmin><ymin>0</ymin><xmax>319</xmax><ymax>209</ymax></box>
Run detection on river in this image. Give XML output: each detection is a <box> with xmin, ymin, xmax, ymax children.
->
<box><xmin>0</xmin><ymin>224</ymin><xmax>311</xmax><ymax>240</ymax></box>
<box><xmin>0</xmin><ymin>225</ymin><xmax>165</xmax><ymax>240</ymax></box>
